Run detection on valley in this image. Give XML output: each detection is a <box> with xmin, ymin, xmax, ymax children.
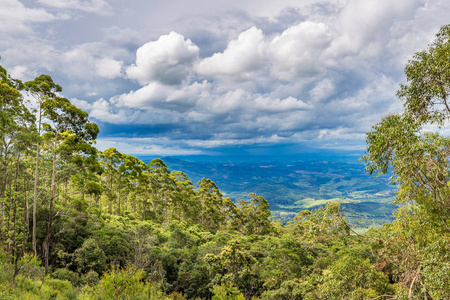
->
<box><xmin>141</xmin><ymin>156</ymin><xmax>398</xmax><ymax>228</ymax></box>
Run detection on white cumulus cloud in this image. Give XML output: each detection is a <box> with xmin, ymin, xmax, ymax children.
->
<box><xmin>196</xmin><ymin>27</ymin><xmax>267</xmax><ymax>81</ymax></box>
<box><xmin>268</xmin><ymin>21</ymin><xmax>332</xmax><ymax>80</ymax></box>
<box><xmin>196</xmin><ymin>21</ymin><xmax>333</xmax><ymax>83</ymax></box>
<box><xmin>126</xmin><ymin>32</ymin><xmax>199</xmax><ymax>85</ymax></box>
<box><xmin>95</xmin><ymin>57</ymin><xmax>124</xmax><ymax>79</ymax></box>
<box><xmin>327</xmin><ymin>0</ymin><xmax>423</xmax><ymax>57</ymax></box>
<box><xmin>0</xmin><ymin>0</ymin><xmax>56</xmax><ymax>33</ymax></box>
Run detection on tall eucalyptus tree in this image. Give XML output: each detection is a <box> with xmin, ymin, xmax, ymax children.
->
<box><xmin>40</xmin><ymin>96</ymin><xmax>99</xmax><ymax>274</ymax></box>
<box><xmin>24</xmin><ymin>75</ymin><xmax>61</xmax><ymax>255</ymax></box>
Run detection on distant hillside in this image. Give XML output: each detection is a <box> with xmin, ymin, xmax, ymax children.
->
<box><xmin>140</xmin><ymin>156</ymin><xmax>398</xmax><ymax>228</ymax></box>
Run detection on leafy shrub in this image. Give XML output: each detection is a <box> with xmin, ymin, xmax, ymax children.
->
<box><xmin>74</xmin><ymin>238</ymin><xmax>107</xmax><ymax>274</ymax></box>
<box><xmin>211</xmin><ymin>283</ymin><xmax>245</xmax><ymax>300</ymax></box>
<box><xmin>82</xmin><ymin>269</ymin><xmax>99</xmax><ymax>287</ymax></box>
<box><xmin>94</xmin><ymin>266</ymin><xmax>151</xmax><ymax>300</ymax></box>
<box><xmin>52</xmin><ymin>268</ymin><xmax>81</xmax><ymax>286</ymax></box>
<box><xmin>40</xmin><ymin>278</ymin><xmax>78</xmax><ymax>300</ymax></box>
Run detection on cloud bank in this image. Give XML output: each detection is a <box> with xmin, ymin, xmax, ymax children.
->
<box><xmin>0</xmin><ymin>0</ymin><xmax>448</xmax><ymax>155</ymax></box>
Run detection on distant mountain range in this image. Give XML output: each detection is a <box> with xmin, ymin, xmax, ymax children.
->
<box><xmin>138</xmin><ymin>155</ymin><xmax>398</xmax><ymax>228</ymax></box>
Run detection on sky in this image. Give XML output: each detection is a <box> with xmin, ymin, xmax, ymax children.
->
<box><xmin>1</xmin><ymin>0</ymin><xmax>449</xmax><ymax>158</ymax></box>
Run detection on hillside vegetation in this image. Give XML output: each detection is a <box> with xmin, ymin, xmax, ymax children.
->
<box><xmin>1</xmin><ymin>24</ymin><xmax>450</xmax><ymax>299</ymax></box>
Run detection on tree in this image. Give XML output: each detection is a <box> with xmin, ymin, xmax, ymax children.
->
<box><xmin>313</xmin><ymin>255</ymin><xmax>393</xmax><ymax>299</ymax></box>
<box><xmin>236</xmin><ymin>193</ymin><xmax>273</xmax><ymax>235</ymax></box>
<box><xmin>148</xmin><ymin>158</ymin><xmax>173</xmax><ymax>223</ymax></box>
<box><xmin>362</xmin><ymin>26</ymin><xmax>450</xmax><ymax>223</ymax></box>
<box><xmin>0</xmin><ymin>66</ymin><xmax>36</xmax><ymax>270</ymax></box>
<box><xmin>24</xmin><ymin>75</ymin><xmax>61</xmax><ymax>256</ymax></box>
<box><xmin>0</xmin><ymin>66</ymin><xmax>26</xmax><ymax>202</ymax></box>
<box><xmin>361</xmin><ymin>24</ymin><xmax>450</xmax><ymax>297</ymax></box>
<box><xmin>40</xmin><ymin>96</ymin><xmax>99</xmax><ymax>274</ymax></box>
<box><xmin>100</xmin><ymin>148</ymin><xmax>124</xmax><ymax>214</ymax></box>
<box><xmin>196</xmin><ymin>178</ymin><xmax>225</xmax><ymax>231</ymax></box>
<box><xmin>87</xmin><ymin>266</ymin><xmax>170</xmax><ymax>300</ymax></box>
<box><xmin>397</xmin><ymin>24</ymin><xmax>450</xmax><ymax>125</ymax></box>
<box><xmin>169</xmin><ymin>171</ymin><xmax>196</xmax><ymax>223</ymax></box>
<box><xmin>205</xmin><ymin>239</ymin><xmax>258</xmax><ymax>288</ymax></box>
<box><xmin>286</xmin><ymin>202</ymin><xmax>350</xmax><ymax>243</ymax></box>
<box><xmin>211</xmin><ymin>282</ymin><xmax>245</xmax><ymax>300</ymax></box>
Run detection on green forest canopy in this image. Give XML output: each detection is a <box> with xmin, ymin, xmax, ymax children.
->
<box><xmin>1</xmin><ymin>24</ymin><xmax>450</xmax><ymax>299</ymax></box>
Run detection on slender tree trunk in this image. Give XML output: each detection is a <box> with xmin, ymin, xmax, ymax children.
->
<box><xmin>64</xmin><ymin>180</ymin><xmax>68</xmax><ymax>204</ymax></box>
<box><xmin>12</xmin><ymin>154</ymin><xmax>20</xmax><ymax>265</ymax></box>
<box><xmin>7</xmin><ymin>176</ymin><xmax>12</xmax><ymax>257</ymax></box>
<box><xmin>24</xmin><ymin>176</ymin><xmax>29</xmax><ymax>253</ymax></box>
<box><xmin>153</xmin><ymin>199</ymin><xmax>157</xmax><ymax>223</ymax></box>
<box><xmin>0</xmin><ymin>143</ymin><xmax>11</xmax><ymax>237</ymax></box>
<box><xmin>118</xmin><ymin>183</ymin><xmax>121</xmax><ymax>215</ymax></box>
<box><xmin>12</xmin><ymin>254</ymin><xmax>20</xmax><ymax>285</ymax></box>
<box><xmin>33</xmin><ymin>106</ymin><xmax>42</xmax><ymax>256</ymax></box>
<box><xmin>32</xmin><ymin>144</ymin><xmax>39</xmax><ymax>256</ymax></box>
<box><xmin>142</xmin><ymin>188</ymin><xmax>147</xmax><ymax>220</ymax></box>
<box><xmin>1</xmin><ymin>150</ymin><xmax>8</xmax><ymax>196</ymax></box>
<box><xmin>118</xmin><ymin>194</ymin><xmax>121</xmax><ymax>215</ymax></box>
<box><xmin>109</xmin><ymin>170</ymin><xmax>113</xmax><ymax>214</ymax></box>
<box><xmin>44</xmin><ymin>137</ymin><xmax>57</xmax><ymax>275</ymax></box>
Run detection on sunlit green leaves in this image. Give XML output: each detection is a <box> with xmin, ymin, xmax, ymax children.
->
<box><xmin>398</xmin><ymin>24</ymin><xmax>450</xmax><ymax>125</ymax></box>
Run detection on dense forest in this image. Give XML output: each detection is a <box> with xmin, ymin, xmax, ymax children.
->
<box><xmin>1</xmin><ymin>25</ymin><xmax>450</xmax><ymax>300</ymax></box>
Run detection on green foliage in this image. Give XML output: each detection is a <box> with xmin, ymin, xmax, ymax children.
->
<box><xmin>51</xmin><ymin>268</ymin><xmax>81</xmax><ymax>286</ymax></box>
<box><xmin>421</xmin><ymin>236</ymin><xmax>450</xmax><ymax>299</ymax></box>
<box><xmin>398</xmin><ymin>24</ymin><xmax>450</xmax><ymax>124</ymax></box>
<box><xmin>82</xmin><ymin>270</ymin><xmax>99</xmax><ymax>287</ymax></box>
<box><xmin>211</xmin><ymin>282</ymin><xmax>245</xmax><ymax>300</ymax></box>
<box><xmin>41</xmin><ymin>278</ymin><xmax>78</xmax><ymax>300</ymax></box>
<box><xmin>233</xmin><ymin>193</ymin><xmax>273</xmax><ymax>235</ymax></box>
<box><xmin>361</xmin><ymin>24</ymin><xmax>450</xmax><ymax>298</ymax></box>
<box><xmin>197</xmin><ymin>178</ymin><xmax>226</xmax><ymax>231</ymax></box>
<box><xmin>205</xmin><ymin>239</ymin><xmax>258</xmax><ymax>283</ymax></box>
<box><xmin>13</xmin><ymin>274</ymin><xmax>41</xmax><ymax>297</ymax></box>
<box><xmin>261</xmin><ymin>279</ymin><xmax>313</xmax><ymax>300</ymax></box>
<box><xmin>74</xmin><ymin>238</ymin><xmax>107</xmax><ymax>274</ymax></box>
<box><xmin>91</xmin><ymin>266</ymin><xmax>175</xmax><ymax>300</ymax></box>
<box><xmin>312</xmin><ymin>255</ymin><xmax>393</xmax><ymax>299</ymax></box>
<box><xmin>95</xmin><ymin>266</ymin><xmax>147</xmax><ymax>299</ymax></box>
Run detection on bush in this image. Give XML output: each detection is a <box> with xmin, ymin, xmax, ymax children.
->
<box><xmin>15</xmin><ymin>274</ymin><xmax>41</xmax><ymax>294</ymax></box>
<box><xmin>52</xmin><ymin>268</ymin><xmax>81</xmax><ymax>286</ymax></box>
<box><xmin>211</xmin><ymin>283</ymin><xmax>245</xmax><ymax>300</ymax></box>
<box><xmin>74</xmin><ymin>238</ymin><xmax>107</xmax><ymax>274</ymax></box>
<box><xmin>81</xmin><ymin>269</ymin><xmax>99</xmax><ymax>287</ymax></box>
<box><xmin>312</xmin><ymin>255</ymin><xmax>394</xmax><ymax>299</ymax></box>
<box><xmin>40</xmin><ymin>278</ymin><xmax>78</xmax><ymax>300</ymax></box>
<box><xmin>0</xmin><ymin>281</ymin><xmax>15</xmax><ymax>300</ymax></box>
<box><xmin>94</xmin><ymin>266</ymin><xmax>151</xmax><ymax>300</ymax></box>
